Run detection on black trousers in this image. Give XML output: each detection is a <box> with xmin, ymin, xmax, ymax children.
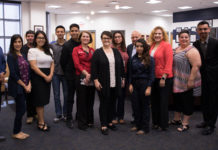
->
<box><xmin>13</xmin><ymin>93</ymin><xmax>26</xmax><ymax>134</ymax></box>
<box><xmin>26</xmin><ymin>92</ymin><xmax>36</xmax><ymax>117</ymax></box>
<box><xmin>151</xmin><ymin>78</ymin><xmax>172</xmax><ymax>129</ymax></box>
<box><xmin>201</xmin><ymin>76</ymin><xmax>218</xmax><ymax>128</ymax></box>
<box><xmin>131</xmin><ymin>79</ymin><xmax>150</xmax><ymax>131</ymax></box>
<box><xmin>76</xmin><ymin>77</ymin><xmax>95</xmax><ymax>128</ymax></box>
<box><xmin>98</xmin><ymin>88</ymin><xmax>117</xmax><ymax>127</ymax></box>
<box><xmin>66</xmin><ymin>79</ymin><xmax>76</xmax><ymax>121</ymax></box>
<box><xmin>113</xmin><ymin>86</ymin><xmax>126</xmax><ymax>120</ymax></box>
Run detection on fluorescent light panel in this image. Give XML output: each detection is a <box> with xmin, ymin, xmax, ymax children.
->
<box><xmin>119</xmin><ymin>6</ymin><xmax>132</xmax><ymax>9</ymax></box>
<box><xmin>178</xmin><ymin>6</ymin><xmax>192</xmax><ymax>9</ymax></box>
<box><xmin>71</xmin><ymin>12</ymin><xmax>80</xmax><ymax>14</ymax></box>
<box><xmin>161</xmin><ymin>14</ymin><xmax>172</xmax><ymax>17</ymax></box>
<box><xmin>152</xmin><ymin>10</ymin><xmax>168</xmax><ymax>13</ymax></box>
<box><xmin>146</xmin><ymin>0</ymin><xmax>162</xmax><ymax>4</ymax></box>
<box><xmin>48</xmin><ymin>5</ymin><xmax>61</xmax><ymax>8</ymax></box>
<box><xmin>77</xmin><ymin>1</ymin><xmax>92</xmax><ymax>4</ymax></box>
<box><xmin>98</xmin><ymin>10</ymin><xmax>110</xmax><ymax>13</ymax></box>
<box><xmin>213</xmin><ymin>1</ymin><xmax>218</xmax><ymax>4</ymax></box>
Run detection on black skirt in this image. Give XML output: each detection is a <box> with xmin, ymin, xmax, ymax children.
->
<box><xmin>31</xmin><ymin>68</ymin><xmax>51</xmax><ymax>107</ymax></box>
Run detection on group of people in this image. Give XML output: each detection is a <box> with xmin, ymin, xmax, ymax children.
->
<box><xmin>0</xmin><ymin>20</ymin><xmax>217</xmax><ymax>140</ymax></box>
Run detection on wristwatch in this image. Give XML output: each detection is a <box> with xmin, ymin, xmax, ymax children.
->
<box><xmin>161</xmin><ymin>76</ymin><xmax>166</xmax><ymax>80</ymax></box>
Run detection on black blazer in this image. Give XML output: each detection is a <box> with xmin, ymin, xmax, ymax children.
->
<box><xmin>60</xmin><ymin>38</ymin><xmax>80</xmax><ymax>80</ymax></box>
<box><xmin>91</xmin><ymin>48</ymin><xmax>125</xmax><ymax>98</ymax></box>
<box><xmin>127</xmin><ymin>44</ymin><xmax>134</xmax><ymax>58</ymax></box>
<box><xmin>7</xmin><ymin>53</ymin><xmax>30</xmax><ymax>97</ymax></box>
<box><xmin>193</xmin><ymin>37</ymin><xmax>218</xmax><ymax>83</ymax></box>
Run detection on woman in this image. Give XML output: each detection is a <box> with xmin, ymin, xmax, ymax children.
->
<box><xmin>129</xmin><ymin>39</ymin><xmax>155</xmax><ymax>135</ymax></box>
<box><xmin>72</xmin><ymin>31</ymin><xmax>95</xmax><ymax>130</ymax></box>
<box><xmin>91</xmin><ymin>31</ymin><xmax>125</xmax><ymax>135</ymax></box>
<box><xmin>7</xmin><ymin>34</ymin><xmax>31</xmax><ymax>139</ymax></box>
<box><xmin>149</xmin><ymin>26</ymin><xmax>173</xmax><ymax>131</ymax></box>
<box><xmin>28</xmin><ymin>31</ymin><xmax>54</xmax><ymax>131</ymax></box>
<box><xmin>112</xmin><ymin>31</ymin><xmax>129</xmax><ymax>124</ymax></box>
<box><xmin>171</xmin><ymin>30</ymin><xmax>201</xmax><ymax>131</ymax></box>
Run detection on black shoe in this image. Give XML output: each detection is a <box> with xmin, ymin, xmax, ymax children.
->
<box><xmin>169</xmin><ymin>120</ymin><xmax>182</xmax><ymax>126</ymax></box>
<box><xmin>101</xmin><ymin>128</ymin><xmax>109</xmax><ymax>135</ymax></box>
<box><xmin>66</xmin><ymin>120</ymin><xmax>74</xmax><ymax>129</ymax></box>
<box><xmin>202</xmin><ymin>126</ymin><xmax>214</xmax><ymax>135</ymax></box>
<box><xmin>107</xmin><ymin>124</ymin><xmax>117</xmax><ymax>131</ymax></box>
<box><xmin>152</xmin><ymin>124</ymin><xmax>159</xmax><ymax>130</ymax></box>
<box><xmin>196</xmin><ymin>122</ymin><xmax>207</xmax><ymax>128</ymax></box>
<box><xmin>0</xmin><ymin>136</ymin><xmax>6</xmax><ymax>142</ymax></box>
<box><xmin>88</xmin><ymin>124</ymin><xmax>94</xmax><ymax>128</ymax></box>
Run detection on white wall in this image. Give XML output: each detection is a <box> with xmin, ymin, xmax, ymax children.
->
<box><xmin>52</xmin><ymin>13</ymin><xmax>172</xmax><ymax>48</ymax></box>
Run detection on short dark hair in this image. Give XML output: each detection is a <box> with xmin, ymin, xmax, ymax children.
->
<box><xmin>78</xmin><ymin>31</ymin><xmax>93</xmax><ymax>44</ymax></box>
<box><xmin>56</xmin><ymin>25</ymin><xmax>65</xmax><ymax>32</ymax></box>
<box><xmin>25</xmin><ymin>30</ymin><xmax>35</xmax><ymax>37</ymax></box>
<box><xmin>101</xmin><ymin>31</ymin><xmax>112</xmax><ymax>39</ymax></box>
<box><xmin>197</xmin><ymin>20</ymin><xmax>210</xmax><ymax>27</ymax></box>
<box><xmin>178</xmin><ymin>30</ymin><xmax>190</xmax><ymax>37</ymax></box>
<box><xmin>69</xmin><ymin>23</ymin><xmax>80</xmax><ymax>30</ymax></box>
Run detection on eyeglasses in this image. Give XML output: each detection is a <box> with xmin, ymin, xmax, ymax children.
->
<box><xmin>102</xmin><ymin>38</ymin><xmax>111</xmax><ymax>40</ymax></box>
<box><xmin>37</xmin><ymin>37</ymin><xmax>45</xmax><ymax>40</ymax></box>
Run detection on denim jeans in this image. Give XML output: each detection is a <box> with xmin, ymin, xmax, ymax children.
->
<box><xmin>52</xmin><ymin>74</ymin><xmax>68</xmax><ymax>117</ymax></box>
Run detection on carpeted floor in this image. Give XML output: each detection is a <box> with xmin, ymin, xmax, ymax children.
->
<box><xmin>0</xmin><ymin>90</ymin><xmax>217</xmax><ymax>150</ymax></box>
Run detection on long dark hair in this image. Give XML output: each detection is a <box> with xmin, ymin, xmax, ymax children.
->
<box><xmin>136</xmin><ymin>39</ymin><xmax>150</xmax><ymax>67</ymax></box>
<box><xmin>112</xmin><ymin>31</ymin><xmax>126</xmax><ymax>52</ymax></box>
<box><xmin>8</xmin><ymin>34</ymin><xmax>23</xmax><ymax>59</ymax></box>
<box><xmin>33</xmin><ymin>31</ymin><xmax>52</xmax><ymax>57</ymax></box>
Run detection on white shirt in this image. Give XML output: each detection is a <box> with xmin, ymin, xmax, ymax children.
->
<box><xmin>28</xmin><ymin>48</ymin><xmax>53</xmax><ymax>68</ymax></box>
<box><xmin>131</xmin><ymin>45</ymin><xmax>136</xmax><ymax>57</ymax></box>
<box><xmin>104</xmin><ymin>51</ymin><xmax>116</xmax><ymax>88</ymax></box>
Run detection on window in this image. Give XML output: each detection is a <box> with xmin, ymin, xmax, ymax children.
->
<box><xmin>0</xmin><ymin>1</ymin><xmax>21</xmax><ymax>54</ymax></box>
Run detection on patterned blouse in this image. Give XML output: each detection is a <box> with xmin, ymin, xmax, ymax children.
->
<box><xmin>173</xmin><ymin>45</ymin><xmax>201</xmax><ymax>96</ymax></box>
<box><xmin>18</xmin><ymin>55</ymin><xmax>29</xmax><ymax>86</ymax></box>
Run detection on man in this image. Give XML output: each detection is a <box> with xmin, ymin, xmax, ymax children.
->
<box><xmin>50</xmin><ymin>25</ymin><xmax>67</xmax><ymax>123</ymax></box>
<box><xmin>193</xmin><ymin>21</ymin><xmax>218</xmax><ymax>135</ymax></box>
<box><xmin>21</xmin><ymin>30</ymin><xmax>37</xmax><ymax>124</ymax></box>
<box><xmin>127</xmin><ymin>30</ymin><xmax>141</xmax><ymax>124</ymax></box>
<box><xmin>0</xmin><ymin>46</ymin><xmax>6</xmax><ymax>142</ymax></box>
<box><xmin>60</xmin><ymin>23</ymin><xmax>80</xmax><ymax>129</ymax></box>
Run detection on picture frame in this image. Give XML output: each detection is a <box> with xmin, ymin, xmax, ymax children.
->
<box><xmin>176</xmin><ymin>27</ymin><xmax>182</xmax><ymax>33</ymax></box>
<box><xmin>34</xmin><ymin>25</ymin><xmax>44</xmax><ymax>32</ymax></box>
<box><xmin>184</xmin><ymin>27</ymin><xmax>189</xmax><ymax>30</ymax></box>
<box><xmin>191</xmin><ymin>26</ymin><xmax>196</xmax><ymax>32</ymax></box>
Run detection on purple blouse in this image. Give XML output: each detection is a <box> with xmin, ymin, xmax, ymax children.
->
<box><xmin>18</xmin><ymin>56</ymin><xmax>29</xmax><ymax>85</ymax></box>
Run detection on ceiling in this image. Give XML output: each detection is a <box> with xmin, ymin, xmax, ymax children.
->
<box><xmin>20</xmin><ymin>0</ymin><xmax>218</xmax><ymax>17</ymax></box>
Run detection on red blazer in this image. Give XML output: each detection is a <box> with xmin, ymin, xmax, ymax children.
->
<box><xmin>72</xmin><ymin>45</ymin><xmax>95</xmax><ymax>75</ymax></box>
<box><xmin>149</xmin><ymin>40</ymin><xmax>173</xmax><ymax>78</ymax></box>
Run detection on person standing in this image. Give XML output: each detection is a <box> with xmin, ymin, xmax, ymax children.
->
<box><xmin>0</xmin><ymin>46</ymin><xmax>6</xmax><ymax>142</ymax></box>
<box><xmin>21</xmin><ymin>30</ymin><xmax>37</xmax><ymax>124</ymax></box>
<box><xmin>91</xmin><ymin>31</ymin><xmax>125</xmax><ymax>135</ymax></box>
<box><xmin>194</xmin><ymin>21</ymin><xmax>218</xmax><ymax>135</ymax></box>
<box><xmin>50</xmin><ymin>25</ymin><xmax>67</xmax><ymax>123</ymax></box>
<box><xmin>7</xmin><ymin>35</ymin><xmax>31</xmax><ymax>139</ymax></box>
<box><xmin>72</xmin><ymin>31</ymin><xmax>95</xmax><ymax>130</ymax></box>
<box><xmin>60</xmin><ymin>24</ymin><xmax>80</xmax><ymax>129</ymax></box>
<box><xmin>149</xmin><ymin>26</ymin><xmax>173</xmax><ymax>131</ymax></box>
<box><xmin>171</xmin><ymin>30</ymin><xmax>201</xmax><ymax>132</ymax></box>
<box><xmin>127</xmin><ymin>30</ymin><xmax>141</xmax><ymax>124</ymax></box>
<box><xmin>112</xmin><ymin>31</ymin><xmax>129</xmax><ymax>124</ymax></box>
<box><xmin>129</xmin><ymin>39</ymin><xmax>155</xmax><ymax>135</ymax></box>
<box><xmin>28</xmin><ymin>31</ymin><xmax>54</xmax><ymax>131</ymax></box>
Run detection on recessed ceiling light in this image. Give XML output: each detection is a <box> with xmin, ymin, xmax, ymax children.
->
<box><xmin>161</xmin><ymin>14</ymin><xmax>172</xmax><ymax>17</ymax></box>
<box><xmin>48</xmin><ymin>5</ymin><xmax>61</xmax><ymax>9</ymax></box>
<box><xmin>213</xmin><ymin>1</ymin><xmax>218</xmax><ymax>4</ymax></box>
<box><xmin>90</xmin><ymin>11</ymin><xmax>95</xmax><ymax>15</ymax></box>
<box><xmin>98</xmin><ymin>10</ymin><xmax>110</xmax><ymax>13</ymax></box>
<box><xmin>71</xmin><ymin>11</ymin><xmax>80</xmax><ymax>14</ymax></box>
<box><xmin>120</xmin><ymin>6</ymin><xmax>133</xmax><ymax>9</ymax></box>
<box><xmin>178</xmin><ymin>6</ymin><xmax>192</xmax><ymax>9</ymax></box>
<box><xmin>152</xmin><ymin>10</ymin><xmax>168</xmax><ymax>13</ymax></box>
<box><xmin>115</xmin><ymin>5</ymin><xmax>120</xmax><ymax>9</ymax></box>
<box><xmin>110</xmin><ymin>1</ymin><xmax>119</xmax><ymax>5</ymax></box>
<box><xmin>86</xmin><ymin>16</ymin><xmax>90</xmax><ymax>20</ymax></box>
<box><xmin>146</xmin><ymin>0</ymin><xmax>162</xmax><ymax>4</ymax></box>
<box><xmin>77</xmin><ymin>1</ymin><xmax>92</xmax><ymax>4</ymax></box>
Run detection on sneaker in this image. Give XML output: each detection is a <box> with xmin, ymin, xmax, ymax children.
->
<box><xmin>53</xmin><ymin>116</ymin><xmax>62</xmax><ymax>123</ymax></box>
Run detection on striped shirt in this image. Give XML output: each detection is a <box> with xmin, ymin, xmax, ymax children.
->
<box><xmin>173</xmin><ymin>45</ymin><xmax>201</xmax><ymax>96</ymax></box>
